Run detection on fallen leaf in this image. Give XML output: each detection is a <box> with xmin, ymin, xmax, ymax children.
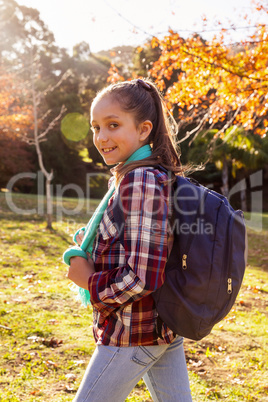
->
<box><xmin>73</xmin><ymin>360</ymin><xmax>85</xmax><ymax>366</ymax></box>
<box><xmin>47</xmin><ymin>319</ymin><xmax>59</xmax><ymax>325</ymax></box>
<box><xmin>45</xmin><ymin>360</ymin><xmax>58</xmax><ymax>368</ymax></box>
<box><xmin>190</xmin><ymin>359</ymin><xmax>203</xmax><ymax>367</ymax></box>
<box><xmin>65</xmin><ymin>384</ymin><xmax>75</xmax><ymax>392</ymax></box>
<box><xmin>43</xmin><ymin>337</ymin><xmax>63</xmax><ymax>348</ymax></box>
<box><xmin>65</xmin><ymin>373</ymin><xmax>77</xmax><ymax>381</ymax></box>
<box><xmin>231</xmin><ymin>378</ymin><xmax>244</xmax><ymax>385</ymax></box>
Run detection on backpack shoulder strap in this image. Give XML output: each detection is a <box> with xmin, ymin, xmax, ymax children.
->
<box><xmin>112</xmin><ymin>189</ymin><xmax>126</xmax><ymax>247</ymax></box>
<box><xmin>112</xmin><ymin>166</ymin><xmax>167</xmax><ymax>246</ymax></box>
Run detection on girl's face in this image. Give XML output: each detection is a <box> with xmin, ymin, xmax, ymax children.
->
<box><xmin>91</xmin><ymin>96</ymin><xmax>152</xmax><ymax>165</ymax></box>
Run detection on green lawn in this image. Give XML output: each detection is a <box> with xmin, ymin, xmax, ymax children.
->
<box><xmin>0</xmin><ymin>193</ymin><xmax>267</xmax><ymax>401</ymax></box>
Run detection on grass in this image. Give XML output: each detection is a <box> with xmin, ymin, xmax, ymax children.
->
<box><xmin>0</xmin><ymin>193</ymin><xmax>267</xmax><ymax>401</ymax></box>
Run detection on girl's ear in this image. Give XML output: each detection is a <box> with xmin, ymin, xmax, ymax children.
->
<box><xmin>139</xmin><ymin>120</ymin><xmax>153</xmax><ymax>142</ymax></box>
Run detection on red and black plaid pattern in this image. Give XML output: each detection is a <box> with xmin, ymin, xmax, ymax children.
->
<box><xmin>88</xmin><ymin>167</ymin><xmax>176</xmax><ymax>346</ymax></box>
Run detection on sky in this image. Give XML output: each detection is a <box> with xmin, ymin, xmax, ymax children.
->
<box><xmin>15</xmin><ymin>0</ymin><xmax>267</xmax><ymax>54</ymax></box>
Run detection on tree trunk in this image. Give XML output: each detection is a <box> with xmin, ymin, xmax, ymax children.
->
<box><xmin>29</xmin><ymin>55</ymin><xmax>66</xmax><ymax>229</ymax></box>
<box><xmin>46</xmin><ymin>173</ymin><xmax>53</xmax><ymax>230</ymax></box>
<box><xmin>240</xmin><ymin>188</ymin><xmax>247</xmax><ymax>212</ymax></box>
<box><xmin>31</xmin><ymin>67</ymin><xmax>54</xmax><ymax>229</ymax></box>
<box><xmin>237</xmin><ymin>169</ymin><xmax>247</xmax><ymax>212</ymax></box>
<box><xmin>221</xmin><ymin>156</ymin><xmax>229</xmax><ymax>197</ymax></box>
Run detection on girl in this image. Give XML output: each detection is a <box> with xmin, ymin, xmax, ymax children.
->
<box><xmin>64</xmin><ymin>78</ymin><xmax>192</xmax><ymax>401</ymax></box>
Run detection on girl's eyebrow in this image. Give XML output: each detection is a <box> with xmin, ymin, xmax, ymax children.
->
<box><xmin>103</xmin><ymin>114</ymin><xmax>120</xmax><ymax>120</ymax></box>
<box><xmin>91</xmin><ymin>114</ymin><xmax>120</xmax><ymax>124</ymax></box>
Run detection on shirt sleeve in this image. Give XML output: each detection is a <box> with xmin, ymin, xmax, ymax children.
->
<box><xmin>88</xmin><ymin>168</ymin><xmax>169</xmax><ymax>316</ymax></box>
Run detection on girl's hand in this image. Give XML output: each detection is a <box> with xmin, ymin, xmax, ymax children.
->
<box><xmin>67</xmin><ymin>256</ymin><xmax>95</xmax><ymax>289</ymax></box>
<box><xmin>76</xmin><ymin>230</ymin><xmax>85</xmax><ymax>246</ymax></box>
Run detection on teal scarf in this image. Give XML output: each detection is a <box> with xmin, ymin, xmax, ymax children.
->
<box><xmin>63</xmin><ymin>144</ymin><xmax>152</xmax><ymax>306</ymax></box>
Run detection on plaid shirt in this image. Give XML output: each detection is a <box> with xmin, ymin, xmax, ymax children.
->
<box><xmin>88</xmin><ymin>167</ymin><xmax>176</xmax><ymax>346</ymax></box>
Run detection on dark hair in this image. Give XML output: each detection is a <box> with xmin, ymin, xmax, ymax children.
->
<box><xmin>91</xmin><ymin>78</ymin><xmax>184</xmax><ymax>185</ymax></box>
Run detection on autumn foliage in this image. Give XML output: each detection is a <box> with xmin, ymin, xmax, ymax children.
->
<box><xmin>0</xmin><ymin>70</ymin><xmax>34</xmax><ymax>187</ymax></box>
<box><xmin>0</xmin><ymin>71</ymin><xmax>32</xmax><ymax>134</ymax></box>
<box><xmin>148</xmin><ymin>3</ymin><xmax>268</xmax><ymax>139</ymax></box>
<box><xmin>107</xmin><ymin>63</ymin><xmax>125</xmax><ymax>83</ymax></box>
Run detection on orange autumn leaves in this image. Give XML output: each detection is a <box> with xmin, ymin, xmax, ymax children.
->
<box><xmin>0</xmin><ymin>71</ymin><xmax>34</xmax><ymax>182</ymax></box>
<box><xmin>0</xmin><ymin>71</ymin><xmax>32</xmax><ymax>137</ymax></box>
<box><xmin>149</xmin><ymin>15</ymin><xmax>268</xmax><ymax>137</ymax></box>
<box><xmin>107</xmin><ymin>63</ymin><xmax>125</xmax><ymax>84</ymax></box>
<box><xmin>105</xmin><ymin>4</ymin><xmax>268</xmax><ymax>138</ymax></box>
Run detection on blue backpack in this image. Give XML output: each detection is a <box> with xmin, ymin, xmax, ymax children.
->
<box><xmin>113</xmin><ymin>167</ymin><xmax>247</xmax><ymax>341</ymax></box>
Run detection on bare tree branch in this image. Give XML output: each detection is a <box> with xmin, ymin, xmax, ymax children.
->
<box><xmin>41</xmin><ymin>69</ymin><xmax>72</xmax><ymax>98</ymax></box>
<box><xmin>178</xmin><ymin>110</ymin><xmax>210</xmax><ymax>143</ymax></box>
<box><xmin>36</xmin><ymin>104</ymin><xmax>66</xmax><ymax>141</ymax></box>
<box><xmin>40</xmin><ymin>109</ymin><xmax>52</xmax><ymax>121</ymax></box>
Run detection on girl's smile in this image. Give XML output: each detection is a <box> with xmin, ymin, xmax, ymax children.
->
<box><xmin>102</xmin><ymin>146</ymin><xmax>117</xmax><ymax>154</ymax></box>
<box><xmin>91</xmin><ymin>96</ymin><xmax>152</xmax><ymax>165</ymax></box>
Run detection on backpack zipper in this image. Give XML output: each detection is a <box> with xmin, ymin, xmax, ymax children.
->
<box><xmin>182</xmin><ymin>254</ymin><xmax>187</xmax><ymax>270</ymax></box>
<box><xmin>226</xmin><ymin>211</ymin><xmax>236</xmax><ymax>295</ymax></box>
<box><xmin>226</xmin><ymin>210</ymin><xmax>245</xmax><ymax>295</ymax></box>
<box><xmin>227</xmin><ymin>278</ymin><xmax>232</xmax><ymax>294</ymax></box>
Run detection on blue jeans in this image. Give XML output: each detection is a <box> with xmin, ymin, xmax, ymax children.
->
<box><xmin>73</xmin><ymin>336</ymin><xmax>192</xmax><ymax>402</ymax></box>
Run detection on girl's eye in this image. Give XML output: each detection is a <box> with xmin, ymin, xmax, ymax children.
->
<box><xmin>92</xmin><ymin>126</ymin><xmax>99</xmax><ymax>133</ymax></box>
<box><xmin>110</xmin><ymin>123</ymin><xmax>118</xmax><ymax>129</ymax></box>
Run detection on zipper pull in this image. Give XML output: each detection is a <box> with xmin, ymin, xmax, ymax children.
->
<box><xmin>227</xmin><ymin>278</ymin><xmax>232</xmax><ymax>294</ymax></box>
<box><xmin>182</xmin><ymin>254</ymin><xmax>187</xmax><ymax>270</ymax></box>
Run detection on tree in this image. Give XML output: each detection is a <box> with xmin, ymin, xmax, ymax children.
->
<box><xmin>0</xmin><ymin>69</ymin><xmax>34</xmax><ymax>189</ymax></box>
<box><xmin>149</xmin><ymin>3</ymin><xmax>268</xmax><ymax>139</ymax></box>
<box><xmin>139</xmin><ymin>2</ymin><xmax>268</xmax><ymax>203</ymax></box>
<box><xmin>0</xmin><ymin>0</ymin><xmax>56</xmax><ymax>67</ymax></box>
<box><xmin>28</xmin><ymin>58</ymin><xmax>68</xmax><ymax>228</ymax></box>
<box><xmin>0</xmin><ymin>0</ymin><xmax>70</xmax><ymax>228</ymax></box>
<box><xmin>1</xmin><ymin>0</ymin><xmax>114</xmax><ymax>204</ymax></box>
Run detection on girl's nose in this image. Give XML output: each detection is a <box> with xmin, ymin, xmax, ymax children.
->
<box><xmin>98</xmin><ymin>129</ymin><xmax>108</xmax><ymax>142</ymax></box>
